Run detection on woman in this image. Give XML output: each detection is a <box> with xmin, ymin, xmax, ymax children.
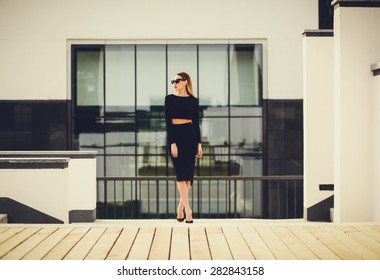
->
<box><xmin>164</xmin><ymin>72</ymin><xmax>202</xmax><ymax>223</ymax></box>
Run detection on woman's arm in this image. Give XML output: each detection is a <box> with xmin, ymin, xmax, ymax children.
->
<box><xmin>164</xmin><ymin>95</ymin><xmax>175</xmax><ymax>145</ymax></box>
<box><xmin>192</xmin><ymin>98</ymin><xmax>202</xmax><ymax>158</ymax></box>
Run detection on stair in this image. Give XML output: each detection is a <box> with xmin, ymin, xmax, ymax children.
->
<box><xmin>0</xmin><ymin>214</ymin><xmax>8</xmax><ymax>223</ymax></box>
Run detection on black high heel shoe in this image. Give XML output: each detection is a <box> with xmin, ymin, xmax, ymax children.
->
<box><xmin>177</xmin><ymin>206</ymin><xmax>185</xmax><ymax>222</ymax></box>
<box><xmin>185</xmin><ymin>220</ymin><xmax>193</xmax><ymax>224</ymax></box>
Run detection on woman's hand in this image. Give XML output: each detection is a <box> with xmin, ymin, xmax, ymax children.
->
<box><xmin>196</xmin><ymin>143</ymin><xmax>203</xmax><ymax>158</ymax></box>
<box><xmin>171</xmin><ymin>143</ymin><xmax>178</xmax><ymax>158</ymax></box>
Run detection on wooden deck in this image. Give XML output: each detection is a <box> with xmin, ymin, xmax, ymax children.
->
<box><xmin>1</xmin><ymin>219</ymin><xmax>380</xmax><ymax>260</ymax></box>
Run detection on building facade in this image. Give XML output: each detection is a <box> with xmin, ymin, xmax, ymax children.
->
<box><xmin>10</xmin><ymin>0</ymin><xmax>378</xmax><ymax>220</ymax></box>
<box><xmin>0</xmin><ymin>0</ymin><xmax>316</xmax><ymax>177</ymax></box>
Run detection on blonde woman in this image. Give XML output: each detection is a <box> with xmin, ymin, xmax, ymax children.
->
<box><xmin>164</xmin><ymin>72</ymin><xmax>202</xmax><ymax>223</ymax></box>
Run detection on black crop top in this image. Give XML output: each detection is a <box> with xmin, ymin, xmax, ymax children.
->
<box><xmin>164</xmin><ymin>94</ymin><xmax>201</xmax><ymax>145</ymax></box>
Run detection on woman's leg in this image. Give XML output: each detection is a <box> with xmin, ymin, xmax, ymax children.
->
<box><xmin>177</xmin><ymin>200</ymin><xmax>184</xmax><ymax>219</ymax></box>
<box><xmin>177</xmin><ymin>180</ymin><xmax>192</xmax><ymax>221</ymax></box>
<box><xmin>177</xmin><ymin>181</ymin><xmax>192</xmax><ymax>219</ymax></box>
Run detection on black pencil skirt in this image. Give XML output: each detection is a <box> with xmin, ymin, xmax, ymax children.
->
<box><xmin>169</xmin><ymin>123</ymin><xmax>198</xmax><ymax>184</ymax></box>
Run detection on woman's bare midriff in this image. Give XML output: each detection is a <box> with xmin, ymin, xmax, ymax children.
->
<box><xmin>172</xmin><ymin>118</ymin><xmax>192</xmax><ymax>125</ymax></box>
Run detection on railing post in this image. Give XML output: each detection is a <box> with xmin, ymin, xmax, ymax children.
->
<box><xmin>156</xmin><ymin>180</ymin><xmax>159</xmax><ymax>219</ymax></box>
<box><xmin>234</xmin><ymin>179</ymin><xmax>237</xmax><ymax>218</ymax></box>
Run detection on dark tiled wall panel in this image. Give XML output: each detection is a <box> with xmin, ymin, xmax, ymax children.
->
<box><xmin>0</xmin><ymin>100</ymin><xmax>70</xmax><ymax>150</ymax></box>
<box><xmin>264</xmin><ymin>100</ymin><xmax>303</xmax><ymax>175</ymax></box>
<box><xmin>263</xmin><ymin>99</ymin><xmax>304</xmax><ymax>218</ymax></box>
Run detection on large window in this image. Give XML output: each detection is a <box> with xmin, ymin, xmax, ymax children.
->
<box><xmin>72</xmin><ymin>43</ymin><xmax>263</xmax><ymax>178</ymax></box>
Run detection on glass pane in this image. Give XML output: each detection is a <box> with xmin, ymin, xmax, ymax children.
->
<box><xmin>230</xmin><ymin>44</ymin><xmax>262</xmax><ymax>106</ymax></box>
<box><xmin>136</xmin><ymin>45</ymin><xmax>166</xmax><ymax>107</ymax></box>
<box><xmin>105</xmin><ymin>45</ymin><xmax>135</xmax><ymax>113</ymax></box>
<box><xmin>230</xmin><ymin>117</ymin><xmax>262</xmax><ymax>176</ymax></box>
<box><xmin>106</xmin><ymin>156</ymin><xmax>135</xmax><ymax>177</ymax></box>
<box><xmin>198</xmin><ymin>45</ymin><xmax>228</xmax><ymax>107</ymax></box>
<box><xmin>202</xmin><ymin>106</ymin><xmax>228</xmax><ymax>117</ymax></box>
<box><xmin>200</xmin><ymin>117</ymin><xmax>229</xmax><ymax>176</ymax></box>
<box><xmin>230</xmin><ymin>118</ymin><xmax>262</xmax><ymax>151</ymax></box>
<box><xmin>77</xmin><ymin>132</ymin><xmax>104</xmax><ymax>154</ymax></box>
<box><xmin>230</xmin><ymin>106</ymin><xmax>262</xmax><ymax>117</ymax></box>
<box><xmin>167</xmin><ymin>45</ymin><xmax>198</xmax><ymax>95</ymax></box>
<box><xmin>201</xmin><ymin>117</ymin><xmax>229</xmax><ymax>147</ymax></box>
<box><xmin>198</xmin><ymin>156</ymin><xmax>229</xmax><ymax>176</ymax></box>
<box><xmin>137</xmin><ymin>155</ymin><xmax>167</xmax><ymax>176</ymax></box>
<box><xmin>136</xmin><ymin>131</ymin><xmax>166</xmax><ymax>155</ymax></box>
<box><xmin>76</xmin><ymin>48</ymin><xmax>104</xmax><ymax>109</ymax></box>
<box><xmin>106</xmin><ymin>132</ymin><xmax>135</xmax><ymax>155</ymax></box>
<box><xmin>96</xmin><ymin>155</ymin><xmax>104</xmax><ymax>177</ymax></box>
<box><xmin>136</xmin><ymin>117</ymin><xmax>166</xmax><ymax>176</ymax></box>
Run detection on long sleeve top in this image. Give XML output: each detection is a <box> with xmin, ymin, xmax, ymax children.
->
<box><xmin>164</xmin><ymin>94</ymin><xmax>201</xmax><ymax>145</ymax></box>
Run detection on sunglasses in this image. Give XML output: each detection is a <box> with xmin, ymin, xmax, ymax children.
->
<box><xmin>170</xmin><ymin>79</ymin><xmax>184</xmax><ymax>85</ymax></box>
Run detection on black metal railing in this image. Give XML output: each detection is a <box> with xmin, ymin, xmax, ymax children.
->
<box><xmin>96</xmin><ymin>176</ymin><xmax>303</xmax><ymax>220</ymax></box>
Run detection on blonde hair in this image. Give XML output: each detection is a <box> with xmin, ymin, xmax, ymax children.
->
<box><xmin>176</xmin><ymin>72</ymin><xmax>195</xmax><ymax>97</ymax></box>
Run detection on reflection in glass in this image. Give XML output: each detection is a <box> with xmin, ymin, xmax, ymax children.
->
<box><xmin>76</xmin><ymin>49</ymin><xmax>104</xmax><ymax>109</ymax></box>
<box><xmin>78</xmin><ymin>132</ymin><xmax>104</xmax><ymax>154</ymax></box>
<box><xmin>230</xmin><ymin>44</ymin><xmax>262</xmax><ymax>106</ymax></box>
<box><xmin>200</xmin><ymin>118</ymin><xmax>229</xmax><ymax>147</ymax></box>
<box><xmin>230</xmin><ymin>118</ymin><xmax>262</xmax><ymax>149</ymax></box>
<box><xmin>136</xmin><ymin>117</ymin><xmax>166</xmax><ymax>177</ymax></box>
<box><xmin>136</xmin><ymin>45</ymin><xmax>166</xmax><ymax>107</ymax></box>
<box><xmin>230</xmin><ymin>107</ymin><xmax>262</xmax><ymax>117</ymax></box>
<box><xmin>96</xmin><ymin>155</ymin><xmax>104</xmax><ymax>177</ymax></box>
<box><xmin>106</xmin><ymin>156</ymin><xmax>135</xmax><ymax>177</ymax></box>
<box><xmin>198</xmin><ymin>117</ymin><xmax>229</xmax><ymax>176</ymax></box>
<box><xmin>199</xmin><ymin>45</ymin><xmax>228</xmax><ymax>107</ymax></box>
<box><xmin>167</xmin><ymin>45</ymin><xmax>198</xmax><ymax>94</ymax></box>
<box><xmin>230</xmin><ymin>118</ymin><xmax>262</xmax><ymax>176</ymax></box>
<box><xmin>105</xmin><ymin>45</ymin><xmax>135</xmax><ymax>113</ymax></box>
<box><xmin>74</xmin><ymin>44</ymin><xmax>264</xmax><ymax>180</ymax></box>
<box><xmin>73</xmin><ymin>43</ymin><xmax>267</xmax><ymax>219</ymax></box>
<box><xmin>106</xmin><ymin>131</ymin><xmax>135</xmax><ymax>155</ymax></box>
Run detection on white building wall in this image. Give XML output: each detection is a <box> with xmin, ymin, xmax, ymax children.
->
<box><xmin>373</xmin><ymin>70</ymin><xmax>380</xmax><ymax>222</ymax></box>
<box><xmin>303</xmin><ymin>35</ymin><xmax>334</xmax><ymax>215</ymax></box>
<box><xmin>334</xmin><ymin>6</ymin><xmax>380</xmax><ymax>222</ymax></box>
<box><xmin>0</xmin><ymin>0</ymin><xmax>317</xmax><ymax>101</ymax></box>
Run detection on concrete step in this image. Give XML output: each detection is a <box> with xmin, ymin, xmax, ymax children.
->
<box><xmin>0</xmin><ymin>214</ymin><xmax>8</xmax><ymax>223</ymax></box>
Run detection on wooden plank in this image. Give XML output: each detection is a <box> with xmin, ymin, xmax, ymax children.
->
<box><xmin>85</xmin><ymin>227</ymin><xmax>123</xmax><ymax>260</ymax></box>
<box><xmin>127</xmin><ymin>227</ymin><xmax>155</xmax><ymax>260</ymax></box>
<box><xmin>0</xmin><ymin>227</ymin><xmax>9</xmax><ymax>234</ymax></box>
<box><xmin>0</xmin><ymin>227</ymin><xmax>25</xmax><ymax>245</ymax></box>
<box><xmin>0</xmin><ymin>227</ymin><xmax>40</xmax><ymax>259</ymax></box>
<box><xmin>106</xmin><ymin>227</ymin><xmax>138</xmax><ymax>260</ymax></box>
<box><xmin>354</xmin><ymin>226</ymin><xmax>380</xmax><ymax>242</ymax></box>
<box><xmin>149</xmin><ymin>227</ymin><xmax>171</xmax><ymax>260</ymax></box>
<box><xmin>348</xmin><ymin>231</ymin><xmax>380</xmax><ymax>257</ymax></box>
<box><xmin>22</xmin><ymin>227</ymin><xmax>74</xmax><ymax>260</ymax></box>
<box><xmin>370</xmin><ymin>225</ymin><xmax>380</xmax><ymax>232</ymax></box>
<box><xmin>255</xmin><ymin>226</ymin><xmax>297</xmax><ymax>260</ymax></box>
<box><xmin>64</xmin><ymin>227</ymin><xmax>106</xmax><ymax>260</ymax></box>
<box><xmin>307</xmin><ymin>227</ymin><xmax>361</xmax><ymax>260</ymax></box>
<box><xmin>271</xmin><ymin>226</ymin><xmax>318</xmax><ymax>260</ymax></box>
<box><xmin>325</xmin><ymin>226</ymin><xmax>380</xmax><ymax>260</ymax></box>
<box><xmin>239</xmin><ymin>226</ymin><xmax>275</xmax><ymax>260</ymax></box>
<box><xmin>2</xmin><ymin>227</ymin><xmax>57</xmax><ymax>260</ymax></box>
<box><xmin>222</xmin><ymin>227</ymin><xmax>254</xmax><ymax>260</ymax></box>
<box><xmin>43</xmin><ymin>227</ymin><xmax>90</xmax><ymax>260</ymax></box>
<box><xmin>288</xmin><ymin>226</ymin><xmax>340</xmax><ymax>260</ymax></box>
<box><xmin>189</xmin><ymin>227</ymin><xmax>211</xmax><ymax>260</ymax></box>
<box><xmin>170</xmin><ymin>226</ymin><xmax>190</xmax><ymax>260</ymax></box>
<box><xmin>206</xmin><ymin>227</ymin><xmax>232</xmax><ymax>260</ymax></box>
<box><xmin>337</xmin><ymin>226</ymin><xmax>360</xmax><ymax>233</ymax></box>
